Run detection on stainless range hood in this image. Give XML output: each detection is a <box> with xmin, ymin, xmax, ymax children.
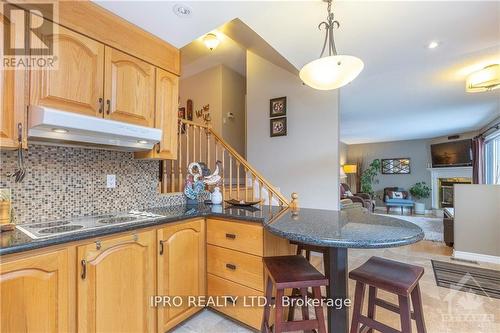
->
<box><xmin>28</xmin><ymin>106</ymin><xmax>162</xmax><ymax>151</ymax></box>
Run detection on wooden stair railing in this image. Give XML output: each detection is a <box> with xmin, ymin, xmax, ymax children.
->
<box><xmin>161</xmin><ymin>119</ymin><xmax>292</xmax><ymax>207</ymax></box>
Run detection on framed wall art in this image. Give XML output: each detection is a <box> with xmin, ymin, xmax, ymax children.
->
<box><xmin>269</xmin><ymin>97</ymin><xmax>287</xmax><ymax>117</ymax></box>
<box><xmin>381</xmin><ymin>158</ymin><xmax>411</xmax><ymax>174</ymax></box>
<box><xmin>270</xmin><ymin>117</ymin><xmax>287</xmax><ymax>137</ymax></box>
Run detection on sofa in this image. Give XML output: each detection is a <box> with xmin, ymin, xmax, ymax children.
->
<box><xmin>340</xmin><ymin>183</ymin><xmax>375</xmax><ymax>212</ymax></box>
<box><xmin>383</xmin><ymin>187</ymin><xmax>415</xmax><ymax>215</ymax></box>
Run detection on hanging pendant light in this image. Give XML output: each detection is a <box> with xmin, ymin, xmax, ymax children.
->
<box><xmin>299</xmin><ymin>0</ymin><xmax>364</xmax><ymax>90</ymax></box>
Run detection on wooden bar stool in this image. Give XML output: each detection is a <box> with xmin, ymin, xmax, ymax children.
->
<box><xmin>349</xmin><ymin>256</ymin><xmax>426</xmax><ymax>333</ymax></box>
<box><xmin>288</xmin><ymin>242</ymin><xmax>329</xmax><ymax>321</ymax></box>
<box><xmin>262</xmin><ymin>255</ymin><xmax>328</xmax><ymax>333</ymax></box>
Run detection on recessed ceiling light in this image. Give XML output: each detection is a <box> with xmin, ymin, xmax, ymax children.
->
<box><xmin>173</xmin><ymin>3</ymin><xmax>192</xmax><ymax>18</ymax></box>
<box><xmin>137</xmin><ymin>140</ymin><xmax>148</xmax><ymax>144</ymax></box>
<box><xmin>428</xmin><ymin>41</ymin><xmax>440</xmax><ymax>49</ymax></box>
<box><xmin>203</xmin><ymin>33</ymin><xmax>220</xmax><ymax>51</ymax></box>
<box><xmin>52</xmin><ymin>128</ymin><xmax>68</xmax><ymax>133</ymax></box>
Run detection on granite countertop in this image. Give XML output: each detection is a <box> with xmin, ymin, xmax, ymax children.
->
<box><xmin>0</xmin><ymin>204</ymin><xmax>285</xmax><ymax>256</ymax></box>
<box><xmin>264</xmin><ymin>208</ymin><xmax>424</xmax><ymax>248</ymax></box>
<box><xmin>1</xmin><ymin>204</ymin><xmax>424</xmax><ymax>256</ymax></box>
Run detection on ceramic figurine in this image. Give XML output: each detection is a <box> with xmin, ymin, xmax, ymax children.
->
<box><xmin>211</xmin><ymin>187</ymin><xmax>223</xmax><ymax>205</ymax></box>
<box><xmin>184</xmin><ymin>162</ymin><xmax>205</xmax><ymax>204</ymax></box>
<box><xmin>203</xmin><ymin>161</ymin><xmax>222</xmax><ymax>186</ymax></box>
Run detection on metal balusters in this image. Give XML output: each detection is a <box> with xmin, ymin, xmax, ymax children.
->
<box><xmin>245</xmin><ymin>169</ymin><xmax>249</xmax><ymax>202</ymax></box>
<box><xmin>221</xmin><ymin>146</ymin><xmax>226</xmax><ymax>196</ymax></box>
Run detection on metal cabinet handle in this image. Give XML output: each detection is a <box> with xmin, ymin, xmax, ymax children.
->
<box><xmin>226</xmin><ymin>263</ymin><xmax>236</xmax><ymax>270</ymax></box>
<box><xmin>95</xmin><ymin>241</ymin><xmax>101</xmax><ymax>250</ymax></box>
<box><xmin>132</xmin><ymin>234</ymin><xmax>138</xmax><ymax>242</ymax></box>
<box><xmin>159</xmin><ymin>240</ymin><xmax>164</xmax><ymax>255</ymax></box>
<box><xmin>81</xmin><ymin>259</ymin><xmax>87</xmax><ymax>280</ymax></box>
<box><xmin>98</xmin><ymin>98</ymin><xmax>103</xmax><ymax>113</ymax></box>
<box><xmin>106</xmin><ymin>99</ymin><xmax>111</xmax><ymax>114</ymax></box>
<box><xmin>225</xmin><ymin>233</ymin><xmax>236</xmax><ymax>240</ymax></box>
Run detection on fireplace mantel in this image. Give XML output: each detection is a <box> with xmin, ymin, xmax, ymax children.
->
<box><xmin>427</xmin><ymin>167</ymin><xmax>473</xmax><ymax>209</ymax></box>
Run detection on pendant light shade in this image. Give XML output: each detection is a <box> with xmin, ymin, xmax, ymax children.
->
<box><xmin>300</xmin><ymin>0</ymin><xmax>363</xmax><ymax>90</ymax></box>
<box><xmin>300</xmin><ymin>55</ymin><xmax>364</xmax><ymax>90</ymax></box>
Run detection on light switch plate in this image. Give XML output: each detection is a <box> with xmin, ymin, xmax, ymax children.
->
<box><xmin>106</xmin><ymin>175</ymin><xmax>116</xmax><ymax>188</ymax></box>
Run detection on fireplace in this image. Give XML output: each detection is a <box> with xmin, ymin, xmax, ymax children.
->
<box><xmin>438</xmin><ymin>177</ymin><xmax>472</xmax><ymax>208</ymax></box>
<box><xmin>428</xmin><ymin>166</ymin><xmax>473</xmax><ymax>209</ymax></box>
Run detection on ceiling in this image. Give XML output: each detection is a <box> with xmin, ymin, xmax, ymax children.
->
<box><xmin>95</xmin><ymin>1</ymin><xmax>500</xmax><ymax>144</ymax></box>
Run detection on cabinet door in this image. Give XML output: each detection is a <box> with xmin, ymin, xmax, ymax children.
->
<box><xmin>0</xmin><ymin>15</ymin><xmax>26</xmax><ymax>149</ymax></box>
<box><xmin>135</xmin><ymin>68</ymin><xmax>179</xmax><ymax>159</ymax></box>
<box><xmin>0</xmin><ymin>249</ymin><xmax>70</xmax><ymax>333</ymax></box>
<box><xmin>104</xmin><ymin>47</ymin><xmax>155</xmax><ymax>127</ymax></box>
<box><xmin>157</xmin><ymin>219</ymin><xmax>206</xmax><ymax>332</ymax></box>
<box><xmin>77</xmin><ymin>231</ymin><xmax>156</xmax><ymax>333</ymax></box>
<box><xmin>30</xmin><ymin>24</ymin><xmax>104</xmax><ymax>117</ymax></box>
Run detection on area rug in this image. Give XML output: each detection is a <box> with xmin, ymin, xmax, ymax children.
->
<box><xmin>431</xmin><ymin>260</ymin><xmax>500</xmax><ymax>299</ymax></box>
<box><xmin>375</xmin><ymin>213</ymin><xmax>443</xmax><ymax>242</ymax></box>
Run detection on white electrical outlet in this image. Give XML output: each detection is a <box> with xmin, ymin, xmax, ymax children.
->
<box><xmin>106</xmin><ymin>175</ymin><xmax>116</xmax><ymax>188</ymax></box>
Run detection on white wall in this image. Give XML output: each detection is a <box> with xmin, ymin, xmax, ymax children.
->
<box><xmin>246</xmin><ymin>51</ymin><xmax>340</xmax><ymax>210</ymax></box>
<box><xmin>454</xmin><ymin>184</ymin><xmax>500</xmax><ymax>259</ymax></box>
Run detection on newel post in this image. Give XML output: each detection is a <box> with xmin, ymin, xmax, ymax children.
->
<box><xmin>290</xmin><ymin>192</ymin><xmax>299</xmax><ymax>210</ymax></box>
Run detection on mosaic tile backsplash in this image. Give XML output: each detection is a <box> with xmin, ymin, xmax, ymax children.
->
<box><xmin>0</xmin><ymin>144</ymin><xmax>186</xmax><ymax>224</ymax></box>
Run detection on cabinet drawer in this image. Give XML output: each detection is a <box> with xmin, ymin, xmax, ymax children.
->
<box><xmin>207</xmin><ymin>273</ymin><xmax>263</xmax><ymax>330</ymax></box>
<box><xmin>207</xmin><ymin>245</ymin><xmax>263</xmax><ymax>291</ymax></box>
<box><xmin>207</xmin><ymin>219</ymin><xmax>263</xmax><ymax>256</ymax></box>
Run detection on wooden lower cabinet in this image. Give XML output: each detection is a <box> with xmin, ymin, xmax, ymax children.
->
<box><xmin>207</xmin><ymin>273</ymin><xmax>263</xmax><ymax>330</ymax></box>
<box><xmin>157</xmin><ymin>219</ymin><xmax>206</xmax><ymax>332</ymax></box>
<box><xmin>77</xmin><ymin>231</ymin><xmax>156</xmax><ymax>333</ymax></box>
<box><xmin>0</xmin><ymin>249</ymin><xmax>70</xmax><ymax>333</ymax></box>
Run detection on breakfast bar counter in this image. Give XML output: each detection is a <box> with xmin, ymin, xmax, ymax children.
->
<box><xmin>263</xmin><ymin>207</ymin><xmax>425</xmax><ymax>333</ymax></box>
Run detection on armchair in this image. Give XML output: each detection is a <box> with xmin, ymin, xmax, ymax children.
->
<box><xmin>340</xmin><ymin>183</ymin><xmax>375</xmax><ymax>212</ymax></box>
<box><xmin>383</xmin><ymin>187</ymin><xmax>415</xmax><ymax>215</ymax></box>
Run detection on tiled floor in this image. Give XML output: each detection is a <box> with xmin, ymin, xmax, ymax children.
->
<box><xmin>173</xmin><ymin>241</ymin><xmax>500</xmax><ymax>333</ymax></box>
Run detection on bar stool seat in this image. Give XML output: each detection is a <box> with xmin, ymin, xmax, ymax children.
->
<box><xmin>349</xmin><ymin>256</ymin><xmax>427</xmax><ymax>333</ymax></box>
<box><xmin>262</xmin><ymin>255</ymin><xmax>328</xmax><ymax>333</ymax></box>
<box><xmin>263</xmin><ymin>255</ymin><xmax>328</xmax><ymax>288</ymax></box>
<box><xmin>349</xmin><ymin>256</ymin><xmax>424</xmax><ymax>295</ymax></box>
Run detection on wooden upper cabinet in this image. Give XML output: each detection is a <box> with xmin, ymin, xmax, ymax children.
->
<box><xmin>157</xmin><ymin>219</ymin><xmax>206</xmax><ymax>332</ymax></box>
<box><xmin>77</xmin><ymin>231</ymin><xmax>156</xmax><ymax>333</ymax></box>
<box><xmin>30</xmin><ymin>24</ymin><xmax>104</xmax><ymax>117</ymax></box>
<box><xmin>0</xmin><ymin>15</ymin><xmax>26</xmax><ymax>150</ymax></box>
<box><xmin>0</xmin><ymin>249</ymin><xmax>70</xmax><ymax>333</ymax></box>
<box><xmin>104</xmin><ymin>47</ymin><xmax>155</xmax><ymax>127</ymax></box>
<box><xmin>135</xmin><ymin>68</ymin><xmax>179</xmax><ymax>160</ymax></box>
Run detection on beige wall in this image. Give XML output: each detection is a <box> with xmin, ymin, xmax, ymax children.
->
<box><xmin>180</xmin><ymin>65</ymin><xmax>246</xmax><ymax>157</ymax></box>
<box><xmin>246</xmin><ymin>51</ymin><xmax>340</xmax><ymax>210</ymax></box>
<box><xmin>454</xmin><ymin>184</ymin><xmax>500</xmax><ymax>257</ymax></box>
<box><xmin>221</xmin><ymin>66</ymin><xmax>246</xmax><ymax>157</ymax></box>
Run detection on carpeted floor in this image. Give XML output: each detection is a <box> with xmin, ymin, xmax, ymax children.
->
<box><xmin>375</xmin><ymin>213</ymin><xmax>444</xmax><ymax>242</ymax></box>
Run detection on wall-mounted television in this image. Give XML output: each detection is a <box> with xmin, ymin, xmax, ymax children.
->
<box><xmin>430</xmin><ymin>139</ymin><xmax>473</xmax><ymax>168</ymax></box>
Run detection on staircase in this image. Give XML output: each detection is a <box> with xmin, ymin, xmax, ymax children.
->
<box><xmin>160</xmin><ymin>119</ymin><xmax>292</xmax><ymax>207</ymax></box>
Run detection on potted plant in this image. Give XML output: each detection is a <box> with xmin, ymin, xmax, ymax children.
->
<box><xmin>409</xmin><ymin>182</ymin><xmax>431</xmax><ymax>215</ymax></box>
<box><xmin>360</xmin><ymin>159</ymin><xmax>381</xmax><ymax>196</ymax></box>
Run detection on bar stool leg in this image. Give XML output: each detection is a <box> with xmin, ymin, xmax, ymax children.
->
<box><xmin>300</xmin><ymin>288</ymin><xmax>310</xmax><ymax>321</ymax></box>
<box><xmin>274</xmin><ymin>288</ymin><xmax>285</xmax><ymax>333</ymax></box>
<box><xmin>261</xmin><ymin>276</ymin><xmax>273</xmax><ymax>333</ymax></box>
<box><xmin>398</xmin><ymin>295</ymin><xmax>412</xmax><ymax>333</ymax></box>
<box><xmin>367</xmin><ymin>286</ymin><xmax>377</xmax><ymax>333</ymax></box>
<box><xmin>411</xmin><ymin>284</ymin><xmax>427</xmax><ymax>333</ymax></box>
<box><xmin>350</xmin><ymin>282</ymin><xmax>366</xmax><ymax>333</ymax></box>
<box><xmin>312</xmin><ymin>287</ymin><xmax>326</xmax><ymax>333</ymax></box>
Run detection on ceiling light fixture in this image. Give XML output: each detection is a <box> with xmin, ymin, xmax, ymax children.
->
<box><xmin>466</xmin><ymin>64</ymin><xmax>500</xmax><ymax>93</ymax></box>
<box><xmin>203</xmin><ymin>33</ymin><xmax>220</xmax><ymax>51</ymax></box>
<box><xmin>299</xmin><ymin>0</ymin><xmax>363</xmax><ymax>90</ymax></box>
<box><xmin>52</xmin><ymin>128</ymin><xmax>68</xmax><ymax>133</ymax></box>
<box><xmin>428</xmin><ymin>41</ymin><xmax>439</xmax><ymax>49</ymax></box>
<box><xmin>173</xmin><ymin>3</ymin><xmax>192</xmax><ymax>18</ymax></box>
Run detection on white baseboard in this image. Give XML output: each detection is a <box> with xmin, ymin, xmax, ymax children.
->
<box><xmin>453</xmin><ymin>250</ymin><xmax>500</xmax><ymax>264</ymax></box>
